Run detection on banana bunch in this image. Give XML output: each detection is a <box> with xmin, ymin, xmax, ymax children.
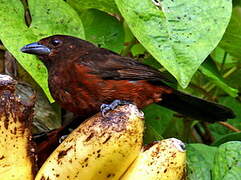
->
<box><xmin>35</xmin><ymin>105</ymin><xmax>186</xmax><ymax>180</ymax></box>
<box><xmin>0</xmin><ymin>75</ymin><xmax>186</xmax><ymax>180</ymax></box>
<box><xmin>35</xmin><ymin>104</ymin><xmax>145</xmax><ymax>180</ymax></box>
<box><xmin>0</xmin><ymin>75</ymin><xmax>35</xmax><ymax>180</ymax></box>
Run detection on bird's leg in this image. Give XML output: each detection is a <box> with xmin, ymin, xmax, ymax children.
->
<box><xmin>100</xmin><ymin>100</ymin><xmax>131</xmax><ymax>116</ymax></box>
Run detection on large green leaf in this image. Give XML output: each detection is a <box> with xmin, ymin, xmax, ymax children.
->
<box><xmin>0</xmin><ymin>0</ymin><xmax>84</xmax><ymax>101</ymax></box>
<box><xmin>81</xmin><ymin>9</ymin><xmax>124</xmax><ymax>53</ymax></box>
<box><xmin>212</xmin><ymin>141</ymin><xmax>241</xmax><ymax>180</ymax></box>
<box><xmin>219</xmin><ymin>5</ymin><xmax>241</xmax><ymax>58</ymax></box>
<box><xmin>115</xmin><ymin>0</ymin><xmax>232</xmax><ymax>87</ymax></box>
<box><xmin>67</xmin><ymin>0</ymin><xmax>119</xmax><ymax>14</ymax></box>
<box><xmin>187</xmin><ymin>144</ymin><xmax>218</xmax><ymax>180</ymax></box>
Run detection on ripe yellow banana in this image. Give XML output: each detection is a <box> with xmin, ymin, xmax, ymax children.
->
<box><xmin>35</xmin><ymin>104</ymin><xmax>144</xmax><ymax>180</ymax></box>
<box><xmin>121</xmin><ymin>138</ymin><xmax>186</xmax><ymax>180</ymax></box>
<box><xmin>0</xmin><ymin>75</ymin><xmax>35</xmax><ymax>180</ymax></box>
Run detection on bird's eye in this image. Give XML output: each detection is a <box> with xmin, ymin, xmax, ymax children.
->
<box><xmin>51</xmin><ymin>39</ymin><xmax>62</xmax><ymax>46</ymax></box>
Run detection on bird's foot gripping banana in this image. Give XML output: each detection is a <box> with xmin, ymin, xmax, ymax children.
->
<box><xmin>0</xmin><ymin>74</ymin><xmax>36</xmax><ymax>180</ymax></box>
<box><xmin>35</xmin><ymin>104</ymin><xmax>145</xmax><ymax>180</ymax></box>
<box><xmin>121</xmin><ymin>138</ymin><xmax>186</xmax><ymax>180</ymax></box>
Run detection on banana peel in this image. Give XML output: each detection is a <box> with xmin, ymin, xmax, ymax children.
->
<box><xmin>121</xmin><ymin>138</ymin><xmax>186</xmax><ymax>180</ymax></box>
<box><xmin>35</xmin><ymin>104</ymin><xmax>145</xmax><ymax>180</ymax></box>
<box><xmin>0</xmin><ymin>75</ymin><xmax>36</xmax><ymax>180</ymax></box>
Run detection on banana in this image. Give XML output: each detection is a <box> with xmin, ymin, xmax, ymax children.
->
<box><xmin>0</xmin><ymin>75</ymin><xmax>35</xmax><ymax>180</ymax></box>
<box><xmin>35</xmin><ymin>104</ymin><xmax>144</xmax><ymax>180</ymax></box>
<box><xmin>121</xmin><ymin>138</ymin><xmax>186</xmax><ymax>180</ymax></box>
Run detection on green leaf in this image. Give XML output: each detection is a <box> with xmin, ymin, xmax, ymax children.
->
<box><xmin>219</xmin><ymin>96</ymin><xmax>241</xmax><ymax>131</ymax></box>
<box><xmin>29</xmin><ymin>0</ymin><xmax>85</xmax><ymax>39</ymax></box>
<box><xmin>209</xmin><ymin>97</ymin><xmax>241</xmax><ymax>140</ymax></box>
<box><xmin>67</xmin><ymin>0</ymin><xmax>119</xmax><ymax>14</ymax></box>
<box><xmin>199</xmin><ymin>57</ymin><xmax>238</xmax><ymax>97</ymax></box>
<box><xmin>131</xmin><ymin>43</ymin><xmax>146</xmax><ymax>56</ymax></box>
<box><xmin>213</xmin><ymin>132</ymin><xmax>241</xmax><ymax>146</ymax></box>
<box><xmin>143</xmin><ymin>124</ymin><xmax>163</xmax><ymax>145</ymax></box>
<box><xmin>143</xmin><ymin>104</ymin><xmax>174</xmax><ymax>137</ymax></box>
<box><xmin>219</xmin><ymin>5</ymin><xmax>241</xmax><ymax>58</ymax></box>
<box><xmin>115</xmin><ymin>0</ymin><xmax>232</xmax><ymax>87</ymax></box>
<box><xmin>187</xmin><ymin>144</ymin><xmax>218</xmax><ymax>180</ymax></box>
<box><xmin>212</xmin><ymin>141</ymin><xmax>241</xmax><ymax>180</ymax></box>
<box><xmin>226</xmin><ymin>69</ymin><xmax>241</xmax><ymax>91</ymax></box>
<box><xmin>233</xmin><ymin>0</ymin><xmax>241</xmax><ymax>6</ymax></box>
<box><xmin>81</xmin><ymin>9</ymin><xmax>124</xmax><ymax>53</ymax></box>
<box><xmin>123</xmin><ymin>21</ymin><xmax>135</xmax><ymax>43</ymax></box>
<box><xmin>0</xmin><ymin>0</ymin><xmax>84</xmax><ymax>102</ymax></box>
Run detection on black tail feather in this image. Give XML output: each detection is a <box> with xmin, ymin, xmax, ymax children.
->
<box><xmin>158</xmin><ymin>90</ymin><xmax>235</xmax><ymax>123</ymax></box>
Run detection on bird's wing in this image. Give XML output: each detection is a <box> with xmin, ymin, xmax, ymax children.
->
<box><xmin>77</xmin><ymin>48</ymin><xmax>174</xmax><ymax>84</ymax></box>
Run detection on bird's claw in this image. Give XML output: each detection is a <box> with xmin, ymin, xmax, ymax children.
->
<box><xmin>100</xmin><ymin>100</ymin><xmax>131</xmax><ymax>117</ymax></box>
<box><xmin>58</xmin><ymin>135</ymin><xmax>69</xmax><ymax>144</ymax></box>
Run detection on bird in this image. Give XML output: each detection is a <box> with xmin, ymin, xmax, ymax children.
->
<box><xmin>21</xmin><ymin>35</ymin><xmax>235</xmax><ymax>123</ymax></box>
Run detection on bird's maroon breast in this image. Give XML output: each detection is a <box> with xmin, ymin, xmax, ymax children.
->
<box><xmin>48</xmin><ymin>63</ymin><xmax>172</xmax><ymax>117</ymax></box>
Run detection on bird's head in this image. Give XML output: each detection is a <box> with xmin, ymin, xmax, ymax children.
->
<box><xmin>21</xmin><ymin>35</ymin><xmax>95</xmax><ymax>68</ymax></box>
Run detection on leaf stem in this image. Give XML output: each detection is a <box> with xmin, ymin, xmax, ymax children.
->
<box><xmin>183</xmin><ymin>119</ymin><xmax>193</xmax><ymax>142</ymax></box>
<box><xmin>220</xmin><ymin>51</ymin><xmax>227</xmax><ymax>72</ymax></box>
<box><xmin>0</xmin><ymin>45</ymin><xmax>6</xmax><ymax>51</ymax></box>
<box><xmin>203</xmin><ymin>82</ymin><xmax>212</xmax><ymax>90</ymax></box>
<box><xmin>200</xmin><ymin>122</ymin><xmax>214</xmax><ymax>144</ymax></box>
<box><xmin>121</xmin><ymin>39</ymin><xmax>137</xmax><ymax>56</ymax></box>
<box><xmin>218</xmin><ymin>122</ymin><xmax>241</xmax><ymax>132</ymax></box>
<box><xmin>223</xmin><ymin>66</ymin><xmax>238</xmax><ymax>78</ymax></box>
<box><xmin>206</xmin><ymin>84</ymin><xmax>216</xmax><ymax>93</ymax></box>
<box><xmin>189</xmin><ymin>83</ymin><xmax>212</xmax><ymax>98</ymax></box>
<box><xmin>205</xmin><ymin>66</ymin><xmax>238</xmax><ymax>94</ymax></box>
<box><xmin>191</xmin><ymin>129</ymin><xmax>202</xmax><ymax>143</ymax></box>
<box><xmin>193</xmin><ymin>123</ymin><xmax>214</xmax><ymax>144</ymax></box>
<box><xmin>193</xmin><ymin>124</ymin><xmax>206</xmax><ymax>143</ymax></box>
